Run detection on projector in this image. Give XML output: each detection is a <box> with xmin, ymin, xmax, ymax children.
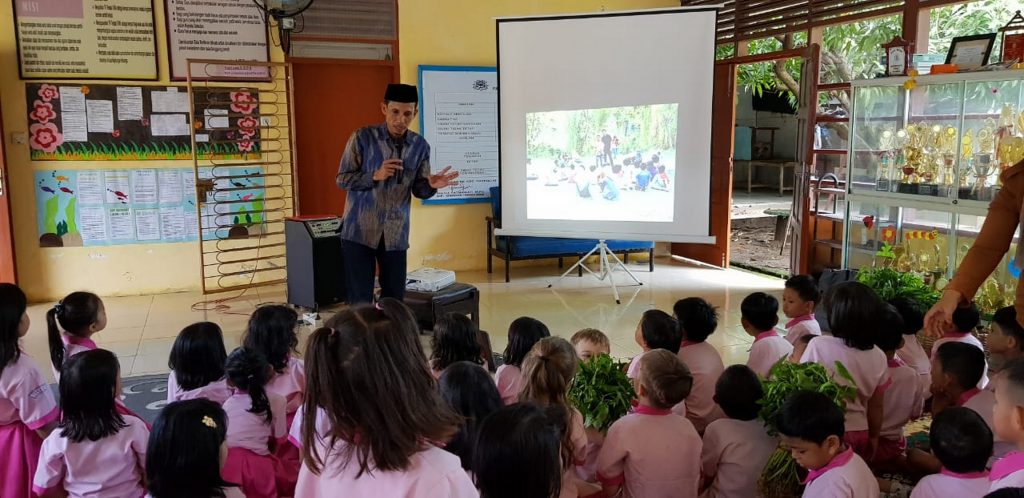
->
<box><xmin>406</xmin><ymin>267</ymin><xmax>456</xmax><ymax>293</ymax></box>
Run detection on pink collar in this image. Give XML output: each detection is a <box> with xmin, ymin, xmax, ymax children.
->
<box><xmin>940</xmin><ymin>467</ymin><xmax>988</xmax><ymax>479</ymax></box>
<box><xmin>943</xmin><ymin>331</ymin><xmax>971</xmax><ymax>339</ymax></box>
<box><xmin>958</xmin><ymin>388</ymin><xmax>982</xmax><ymax>407</ymax></box>
<box><xmin>991</xmin><ymin>452</ymin><xmax>1024</xmax><ymax>481</ymax></box>
<box><xmin>680</xmin><ymin>340</ymin><xmax>700</xmax><ymax>349</ymax></box>
<box><xmin>785</xmin><ymin>314</ymin><xmax>815</xmax><ymax>329</ymax></box>
<box><xmin>887</xmin><ymin>358</ymin><xmax>904</xmax><ymax>368</ymax></box>
<box><xmin>63</xmin><ymin>335</ymin><xmax>97</xmax><ymax>349</ymax></box>
<box><xmin>754</xmin><ymin>330</ymin><xmax>779</xmax><ymax>343</ymax></box>
<box><xmin>634</xmin><ymin>404</ymin><xmax>671</xmax><ymax>416</ymax></box>
<box><xmin>803</xmin><ymin>448</ymin><xmax>854</xmax><ymax>485</ymax></box>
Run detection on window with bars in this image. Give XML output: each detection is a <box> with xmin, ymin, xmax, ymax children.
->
<box><xmin>682</xmin><ymin>0</ymin><xmax>904</xmax><ymax>42</ymax></box>
<box><xmin>295</xmin><ymin>0</ymin><xmax>396</xmax><ymax>40</ymax></box>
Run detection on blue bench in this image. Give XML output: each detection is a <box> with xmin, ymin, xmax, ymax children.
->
<box><xmin>485</xmin><ymin>187</ymin><xmax>655</xmax><ymax>282</ymax></box>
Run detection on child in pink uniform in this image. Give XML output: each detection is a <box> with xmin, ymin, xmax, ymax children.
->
<box><xmin>909</xmin><ymin>407</ymin><xmax>992</xmax><ymax>498</ymax></box>
<box><xmin>34</xmin><ymin>349</ymin><xmax>149</xmax><ymax>498</ymax></box>
<box><xmin>701</xmin><ymin>365</ymin><xmax>776</xmax><ymax>498</ymax></box>
<box><xmin>475</xmin><ymin>403</ymin><xmax>564</xmax><ymax>498</ymax></box>
<box><xmin>889</xmin><ymin>297</ymin><xmax>931</xmax><ymax>414</ymax></box>
<box><xmin>874</xmin><ymin>305</ymin><xmax>924</xmax><ymax>468</ymax></box>
<box><xmin>991</xmin><ymin>360</ymin><xmax>1024</xmax><ymax>491</ymax></box>
<box><xmin>985</xmin><ymin>306</ymin><xmax>1024</xmax><ymax>393</ymax></box>
<box><xmin>146</xmin><ymin>399</ymin><xmax>245</xmax><ymax>498</ymax></box>
<box><xmin>782</xmin><ymin>275</ymin><xmax>821</xmax><ymax>345</ymax></box>
<box><xmin>221</xmin><ymin>347</ymin><xmax>289</xmax><ymax>498</ymax></box>
<box><xmin>673</xmin><ymin>297</ymin><xmax>726</xmax><ymax>433</ymax></box>
<box><xmin>430</xmin><ymin>313</ymin><xmax>485</xmax><ymax>378</ymax></box>
<box><xmin>438</xmin><ymin>361</ymin><xmax>503</xmax><ymax>470</ymax></box>
<box><xmin>597</xmin><ymin>349</ymin><xmax>701</xmax><ymax>498</ymax></box>
<box><xmin>571</xmin><ymin>328</ymin><xmax>611</xmax><ymax>362</ymax></box>
<box><xmin>295</xmin><ymin>299</ymin><xmax>475</xmax><ymax>498</ymax></box>
<box><xmin>931</xmin><ymin>304</ymin><xmax>988</xmax><ymax>388</ymax></box>
<box><xmin>789</xmin><ymin>335</ymin><xmax>815</xmax><ymax>363</ymax></box>
<box><xmin>742</xmin><ymin>292</ymin><xmax>793</xmax><ymax>378</ymax></box>
<box><xmin>777</xmin><ymin>390</ymin><xmax>880</xmax><ymax>498</ymax></box>
<box><xmin>496</xmin><ymin>317</ymin><xmax>549</xmax><ymax>405</ymax></box>
<box><xmin>167</xmin><ymin>322</ymin><xmax>231</xmax><ymax>404</ymax></box>
<box><xmin>931</xmin><ymin>342</ymin><xmax>1012</xmax><ymax>461</ymax></box>
<box><xmin>800</xmin><ymin>282</ymin><xmax>890</xmax><ymax>459</ymax></box>
<box><xmin>627</xmin><ymin>310</ymin><xmax>682</xmax><ymax>379</ymax></box>
<box><xmin>0</xmin><ymin>284</ymin><xmax>59</xmax><ymax>498</ymax></box>
<box><xmin>520</xmin><ymin>337</ymin><xmax>589</xmax><ymax>498</ymax></box>
<box><xmin>44</xmin><ymin>291</ymin><xmax>106</xmax><ymax>380</ymax></box>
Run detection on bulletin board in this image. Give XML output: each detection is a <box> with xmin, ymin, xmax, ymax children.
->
<box><xmin>418</xmin><ymin>65</ymin><xmax>498</xmax><ymax>205</ymax></box>
<box><xmin>26</xmin><ymin>83</ymin><xmax>261</xmax><ymax>161</ymax></box>
<box><xmin>165</xmin><ymin>0</ymin><xmax>270</xmax><ymax>80</ymax></box>
<box><xmin>34</xmin><ymin>166</ymin><xmax>266</xmax><ymax>247</ymax></box>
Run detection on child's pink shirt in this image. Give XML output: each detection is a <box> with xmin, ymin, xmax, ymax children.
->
<box><xmin>801</xmin><ymin>336</ymin><xmax>891</xmax><ymax>432</ymax></box>
<box><xmin>677</xmin><ymin>341</ymin><xmax>725</xmax><ymax>433</ymax></box>
<box><xmin>932</xmin><ymin>333</ymin><xmax>989</xmax><ymax>389</ymax></box>
<box><xmin>784</xmin><ymin>314</ymin><xmax>821</xmax><ymax>345</ymax></box>
<box><xmin>957</xmin><ymin>388</ymin><xmax>1015</xmax><ymax>460</ymax></box>
<box><xmin>990</xmin><ymin>452</ymin><xmax>1024</xmax><ymax>491</ymax></box>
<box><xmin>561</xmin><ymin>407</ymin><xmax>589</xmax><ymax>498</ymax></box>
<box><xmin>53</xmin><ymin>336</ymin><xmax>97</xmax><ymax>380</ymax></box>
<box><xmin>897</xmin><ymin>336</ymin><xmax>932</xmax><ymax>404</ymax></box>
<box><xmin>880</xmin><ymin>358</ymin><xmax>923</xmax><ymax>440</ymax></box>
<box><xmin>626</xmin><ymin>352</ymin><xmax>645</xmax><ymax>379</ymax></box>
<box><xmin>595</xmin><ymin>405</ymin><xmax>702</xmax><ymax>498</ymax></box>
<box><xmin>267</xmin><ymin>356</ymin><xmax>305</xmax><ymax>414</ymax></box>
<box><xmin>747</xmin><ymin>331</ymin><xmax>794</xmax><ymax>378</ymax></box>
<box><xmin>700</xmin><ymin>418</ymin><xmax>776</xmax><ymax>498</ymax></box>
<box><xmin>165</xmin><ymin>371</ymin><xmax>232</xmax><ymax>405</ymax></box>
<box><xmin>0</xmin><ymin>353</ymin><xmax>59</xmax><ymax>429</ymax></box>
<box><xmin>909</xmin><ymin>469</ymin><xmax>989</xmax><ymax>498</ymax></box>
<box><xmin>802</xmin><ymin>447</ymin><xmax>879</xmax><ymax>497</ymax></box>
<box><xmin>494</xmin><ymin>364</ymin><xmax>523</xmax><ymax>405</ymax></box>
<box><xmin>294</xmin><ymin>441</ymin><xmax>477</xmax><ymax>498</ymax></box>
<box><xmin>33</xmin><ymin>415</ymin><xmax>149</xmax><ymax>498</ymax></box>
<box><xmin>223</xmin><ymin>390</ymin><xmax>288</xmax><ymax>455</ymax></box>
<box><xmin>288</xmin><ymin>404</ymin><xmax>331</xmax><ymax>448</ymax></box>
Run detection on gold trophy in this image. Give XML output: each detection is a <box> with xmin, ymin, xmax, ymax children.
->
<box><xmin>876</xmin><ymin>129</ymin><xmax>896</xmax><ymax>191</ymax></box>
<box><xmin>960</xmin><ymin>129</ymin><xmax>974</xmax><ymax>188</ymax></box>
<box><xmin>974</xmin><ymin>119</ymin><xmax>997</xmax><ymax>198</ymax></box>
<box><xmin>937</xmin><ymin>126</ymin><xmax>958</xmax><ymax>192</ymax></box>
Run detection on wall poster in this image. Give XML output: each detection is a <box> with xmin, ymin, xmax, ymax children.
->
<box><xmin>165</xmin><ymin>0</ymin><xmax>270</xmax><ymax>80</ymax></box>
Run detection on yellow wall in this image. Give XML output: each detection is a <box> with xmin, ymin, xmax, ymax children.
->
<box><xmin>0</xmin><ymin>1</ymin><xmax>284</xmax><ymax>301</ymax></box>
<box><xmin>398</xmin><ymin>0</ymin><xmax>678</xmax><ymax>271</ymax></box>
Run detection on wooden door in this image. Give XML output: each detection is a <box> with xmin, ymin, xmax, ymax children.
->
<box><xmin>672</xmin><ymin>63</ymin><xmax>736</xmax><ymax>267</ymax></box>
<box><xmin>292</xmin><ymin>60</ymin><xmax>394</xmax><ymax>216</ymax></box>
<box><xmin>0</xmin><ymin>100</ymin><xmax>16</xmax><ymax>282</ymax></box>
<box><xmin>789</xmin><ymin>45</ymin><xmax>820</xmax><ymax>275</ymax></box>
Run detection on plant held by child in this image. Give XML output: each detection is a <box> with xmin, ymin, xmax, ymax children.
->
<box><xmin>856</xmin><ymin>267</ymin><xmax>941</xmax><ymax>308</ymax></box>
<box><xmin>757</xmin><ymin>359</ymin><xmax>857</xmax><ymax>498</ymax></box>
<box><xmin>568</xmin><ymin>354</ymin><xmax>635</xmax><ymax>432</ymax></box>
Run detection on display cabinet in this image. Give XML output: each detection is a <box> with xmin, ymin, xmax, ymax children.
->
<box><xmin>843</xmin><ymin>71</ymin><xmax>1024</xmax><ymax>314</ymax></box>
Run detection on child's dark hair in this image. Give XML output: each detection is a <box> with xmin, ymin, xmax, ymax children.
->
<box><xmin>776</xmin><ymin>390</ymin><xmax>845</xmax><ymax>444</ymax></box>
<box><xmin>473</xmin><ymin>403</ymin><xmax>564</xmax><ymax>498</ymax></box>
<box><xmin>986</xmin><ymin>489</ymin><xmax>1024</xmax><ymax>498</ymax></box>
<box><xmin>431</xmin><ymin>313</ymin><xmax>483</xmax><ymax>372</ymax></box>
<box><xmin>502</xmin><ymin>317</ymin><xmax>550</xmax><ymax>367</ymax></box>
<box><xmin>785</xmin><ymin>275</ymin><xmax>821</xmax><ymax>303</ymax></box>
<box><xmin>477</xmin><ymin>330</ymin><xmax>497</xmax><ymax>373</ymax></box>
<box><xmin>935</xmin><ymin>342</ymin><xmax>986</xmax><ymax>389</ymax></box>
<box><xmin>59</xmin><ymin>349</ymin><xmax>126</xmax><ymax>443</ymax></box>
<box><xmin>46</xmin><ymin>291</ymin><xmax>103</xmax><ymax>371</ymax></box>
<box><xmin>994</xmin><ymin>306</ymin><xmax>1024</xmax><ymax>351</ymax></box>
<box><xmin>930</xmin><ymin>406</ymin><xmax>993</xmax><ymax>474</ymax></box>
<box><xmin>640</xmin><ymin>310</ymin><xmax>683</xmax><ymax>354</ymax></box>
<box><xmin>519</xmin><ymin>337</ymin><xmax>579</xmax><ymax>472</ymax></box>
<box><xmin>875</xmin><ymin>304</ymin><xmax>906</xmax><ymax>352</ymax></box>
<box><xmin>888</xmin><ymin>297</ymin><xmax>925</xmax><ymax>335</ymax></box>
<box><xmin>243</xmin><ymin>304</ymin><xmax>298</xmax><ymax>373</ymax></box>
<box><xmin>439</xmin><ymin>361</ymin><xmax>503</xmax><ymax>470</ymax></box>
<box><xmin>715</xmin><ymin>365</ymin><xmax>764</xmax><ymax>421</ymax></box>
<box><xmin>0</xmin><ymin>283</ymin><xmax>27</xmax><ymax>376</ymax></box>
<box><xmin>823</xmin><ymin>281</ymin><xmax>884</xmax><ymax>350</ymax></box>
<box><xmin>168</xmin><ymin>322</ymin><xmax>227</xmax><ymax>392</ymax></box>
<box><xmin>741</xmin><ymin>292</ymin><xmax>780</xmax><ymax>332</ymax></box>
<box><xmin>673</xmin><ymin>297</ymin><xmax>718</xmax><ymax>343</ymax></box>
<box><xmin>952</xmin><ymin>304</ymin><xmax>981</xmax><ymax>333</ymax></box>
<box><xmin>225</xmin><ymin>347</ymin><xmax>273</xmax><ymax>424</ymax></box>
<box><xmin>639</xmin><ymin>349</ymin><xmax>692</xmax><ymax>409</ymax></box>
<box><xmin>302</xmin><ymin>299</ymin><xmax>458</xmax><ymax>476</ymax></box>
<box><xmin>147</xmin><ymin>399</ymin><xmax>235</xmax><ymax>498</ymax></box>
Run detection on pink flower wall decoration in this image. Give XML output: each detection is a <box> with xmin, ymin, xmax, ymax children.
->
<box><xmin>37</xmin><ymin>84</ymin><xmax>59</xmax><ymax>102</ymax></box>
<box><xmin>237</xmin><ymin>116</ymin><xmax>259</xmax><ymax>137</ymax></box>
<box><xmin>29</xmin><ymin>100</ymin><xmax>57</xmax><ymax>124</ymax></box>
<box><xmin>29</xmin><ymin>122</ymin><xmax>63</xmax><ymax>152</ymax></box>
<box><xmin>237</xmin><ymin>139</ymin><xmax>254</xmax><ymax>152</ymax></box>
<box><xmin>230</xmin><ymin>91</ymin><xmax>257</xmax><ymax>114</ymax></box>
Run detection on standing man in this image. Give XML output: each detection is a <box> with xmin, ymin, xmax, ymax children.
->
<box><xmin>601</xmin><ymin>129</ymin><xmax>613</xmax><ymax>166</ymax></box>
<box><xmin>336</xmin><ymin>83</ymin><xmax>459</xmax><ymax>304</ymax></box>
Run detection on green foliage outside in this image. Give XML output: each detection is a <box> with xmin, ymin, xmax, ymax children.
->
<box><xmin>567</xmin><ymin>354</ymin><xmax>636</xmax><ymax>432</ymax></box>
<box><xmin>527</xmin><ymin>105</ymin><xmax>678</xmax><ymax>160</ymax></box>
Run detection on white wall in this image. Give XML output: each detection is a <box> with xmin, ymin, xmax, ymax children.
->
<box><xmin>734</xmin><ymin>87</ymin><xmax>799</xmax><ymax>189</ymax></box>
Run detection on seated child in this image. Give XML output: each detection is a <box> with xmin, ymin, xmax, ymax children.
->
<box><xmin>596</xmin><ymin>349</ymin><xmax>702</xmax><ymax>497</ymax></box>
<box><xmin>991</xmin><ymin>359</ymin><xmax>1024</xmax><ymax>491</ymax></box>
<box><xmin>571</xmin><ymin>328</ymin><xmax>611</xmax><ymax>362</ymax></box>
<box><xmin>167</xmin><ymin>322</ymin><xmax>231</xmax><ymax>404</ymax></box>
<box><xmin>909</xmin><ymin>407</ymin><xmax>992</xmax><ymax>498</ymax></box>
<box><xmin>987</xmin><ymin>306</ymin><xmax>1024</xmax><ymax>390</ymax></box>
<box><xmin>429</xmin><ymin>313</ymin><xmax>484</xmax><ymax>378</ymax></box>
<box><xmin>701</xmin><ymin>365</ymin><xmax>776</xmax><ymax>498</ymax></box>
<box><xmin>782</xmin><ymin>275</ymin><xmax>821</xmax><ymax>345</ymax></box>
<box><xmin>674</xmin><ymin>297</ymin><xmax>726</xmax><ymax>433</ymax></box>
<box><xmin>627</xmin><ymin>310</ymin><xmax>681</xmax><ymax>379</ymax></box>
<box><xmin>742</xmin><ymin>292</ymin><xmax>793</xmax><ymax>378</ymax></box>
<box><xmin>776</xmin><ymin>390</ymin><xmax>880</xmax><ymax>498</ymax></box>
<box><xmin>875</xmin><ymin>305</ymin><xmax>924</xmax><ymax>467</ymax></box>
<box><xmin>932</xmin><ymin>304</ymin><xmax>988</xmax><ymax>388</ymax></box>
<box><xmin>790</xmin><ymin>335</ymin><xmax>815</xmax><ymax>364</ymax></box>
<box><xmin>890</xmin><ymin>297</ymin><xmax>931</xmax><ymax>413</ymax></box>
<box><xmin>496</xmin><ymin>317</ymin><xmax>550</xmax><ymax>405</ymax></box>
<box><xmin>931</xmin><ymin>342</ymin><xmax>1012</xmax><ymax>460</ymax></box>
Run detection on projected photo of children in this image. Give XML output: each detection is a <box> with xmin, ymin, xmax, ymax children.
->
<box><xmin>526</xmin><ymin>104</ymin><xmax>678</xmax><ymax>223</ymax></box>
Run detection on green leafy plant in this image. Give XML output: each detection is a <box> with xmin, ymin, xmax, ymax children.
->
<box><xmin>758</xmin><ymin>360</ymin><xmax>858</xmax><ymax>498</ymax></box>
<box><xmin>568</xmin><ymin>354</ymin><xmax>636</xmax><ymax>432</ymax></box>
<box><xmin>856</xmin><ymin>267</ymin><xmax>941</xmax><ymax>308</ymax></box>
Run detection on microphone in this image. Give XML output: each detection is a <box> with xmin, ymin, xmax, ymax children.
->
<box><xmin>393</xmin><ymin>140</ymin><xmax>404</xmax><ymax>184</ymax></box>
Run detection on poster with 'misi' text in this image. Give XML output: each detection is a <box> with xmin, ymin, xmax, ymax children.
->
<box><xmin>165</xmin><ymin>0</ymin><xmax>270</xmax><ymax>80</ymax></box>
<box><xmin>13</xmin><ymin>0</ymin><xmax>158</xmax><ymax>79</ymax></box>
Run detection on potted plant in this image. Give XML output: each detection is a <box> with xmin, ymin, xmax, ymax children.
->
<box><xmin>758</xmin><ymin>360</ymin><xmax>858</xmax><ymax>498</ymax></box>
<box><xmin>568</xmin><ymin>354</ymin><xmax>636</xmax><ymax>432</ymax></box>
<box><xmin>856</xmin><ymin>267</ymin><xmax>941</xmax><ymax>308</ymax></box>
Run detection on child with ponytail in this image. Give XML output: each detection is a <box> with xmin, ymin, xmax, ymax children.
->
<box><xmin>146</xmin><ymin>399</ymin><xmax>243</xmax><ymax>498</ymax></box>
<box><xmin>221</xmin><ymin>347</ymin><xmax>288</xmax><ymax>498</ymax></box>
<box><xmin>0</xmin><ymin>283</ymin><xmax>59</xmax><ymax>498</ymax></box>
<box><xmin>45</xmin><ymin>291</ymin><xmax>106</xmax><ymax>379</ymax></box>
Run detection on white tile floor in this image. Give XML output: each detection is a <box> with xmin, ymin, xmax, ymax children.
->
<box><xmin>22</xmin><ymin>257</ymin><xmax>785</xmax><ymax>382</ymax></box>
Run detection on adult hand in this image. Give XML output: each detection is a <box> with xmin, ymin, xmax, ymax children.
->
<box><xmin>429</xmin><ymin>166</ymin><xmax>460</xmax><ymax>189</ymax></box>
<box><xmin>924</xmin><ymin>289</ymin><xmax>962</xmax><ymax>338</ymax></box>
<box><xmin>373</xmin><ymin>159</ymin><xmax>403</xmax><ymax>181</ymax></box>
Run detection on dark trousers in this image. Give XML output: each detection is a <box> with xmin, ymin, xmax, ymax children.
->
<box><xmin>342</xmin><ymin>236</ymin><xmax>407</xmax><ymax>304</ymax></box>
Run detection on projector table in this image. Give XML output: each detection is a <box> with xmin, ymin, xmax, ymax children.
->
<box><xmin>403</xmin><ymin>283</ymin><xmax>480</xmax><ymax>332</ymax></box>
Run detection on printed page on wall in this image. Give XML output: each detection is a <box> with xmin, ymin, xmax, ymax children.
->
<box><xmin>166</xmin><ymin>0</ymin><xmax>270</xmax><ymax>80</ymax></box>
<box><xmin>14</xmin><ymin>0</ymin><xmax>158</xmax><ymax>79</ymax></box>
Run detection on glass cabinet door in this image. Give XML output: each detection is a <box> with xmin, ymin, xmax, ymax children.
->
<box><xmin>850</xmin><ymin>86</ymin><xmax>905</xmax><ymax>194</ymax></box>
<box><xmin>902</xmin><ymin>82</ymin><xmax>963</xmax><ymax>199</ymax></box>
<box><xmin>960</xmin><ymin>78</ymin><xmax>1024</xmax><ymax>203</ymax></box>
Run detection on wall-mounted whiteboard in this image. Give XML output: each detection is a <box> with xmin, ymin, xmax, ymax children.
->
<box><xmin>418</xmin><ymin>66</ymin><xmax>498</xmax><ymax>205</ymax></box>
